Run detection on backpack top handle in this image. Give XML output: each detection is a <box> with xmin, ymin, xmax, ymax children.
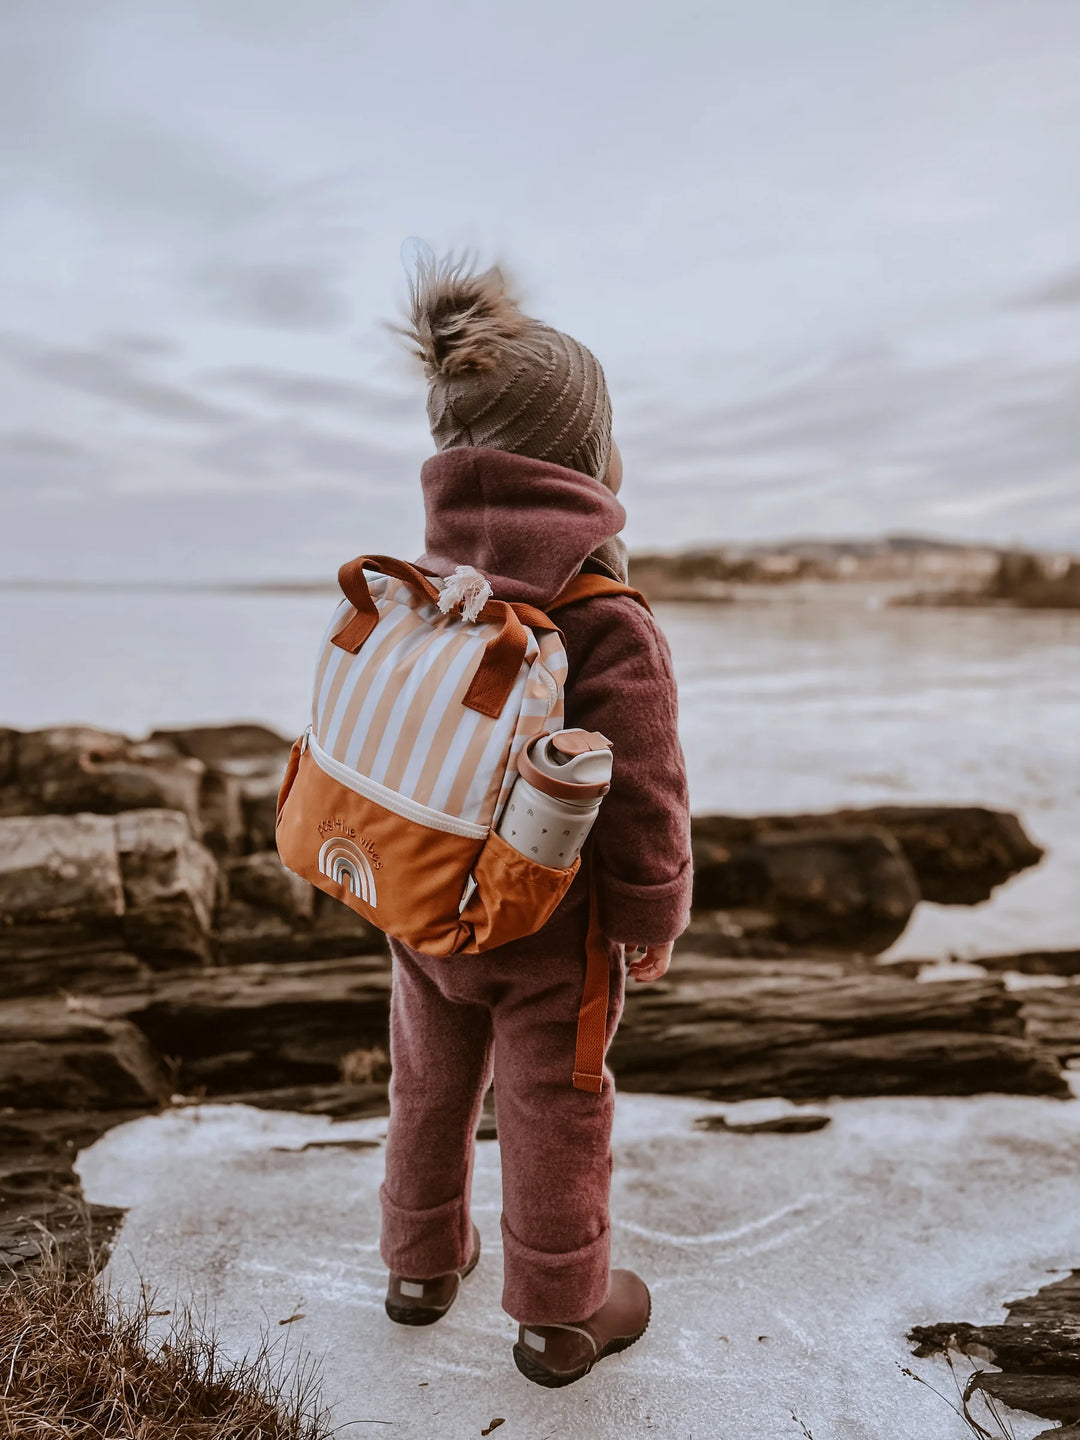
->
<box><xmin>331</xmin><ymin>555</ymin><xmax>561</xmax><ymax>721</ymax></box>
<box><xmin>332</xmin><ymin>554</ymin><xmax>443</xmax><ymax>652</ymax></box>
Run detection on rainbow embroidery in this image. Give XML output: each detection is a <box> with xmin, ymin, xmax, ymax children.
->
<box><xmin>318</xmin><ymin>835</ymin><xmax>378</xmax><ymax>907</ymax></box>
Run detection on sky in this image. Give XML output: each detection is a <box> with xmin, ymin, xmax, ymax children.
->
<box><xmin>1</xmin><ymin>0</ymin><xmax>1078</xmax><ymax>582</ymax></box>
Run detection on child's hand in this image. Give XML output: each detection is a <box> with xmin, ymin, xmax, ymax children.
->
<box><xmin>625</xmin><ymin>941</ymin><xmax>673</xmax><ymax>983</ymax></box>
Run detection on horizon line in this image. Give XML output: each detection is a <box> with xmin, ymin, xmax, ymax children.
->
<box><xmin>0</xmin><ymin>533</ymin><xmax>1062</xmax><ymax>595</ymax></box>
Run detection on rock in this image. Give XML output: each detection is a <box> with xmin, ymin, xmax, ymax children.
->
<box><xmin>116</xmin><ymin>810</ymin><xmax>219</xmax><ymax>967</ymax></box>
<box><xmin>0</xmin><ymin>999</ymin><xmax>169</xmax><ymax>1109</ymax></box>
<box><xmin>76</xmin><ymin>950</ymin><xmax>1065</xmax><ymax>1106</ymax></box>
<box><xmin>214</xmin><ymin>885</ymin><xmax>384</xmax><ymax>966</ymax></box>
<box><xmin>0</xmin><ymin>1108</ymin><xmax>137</xmax><ymax>1273</ymax></box>
<box><xmin>149</xmin><ymin>722</ymin><xmax>293</xmax><ymax>766</ymax></box>
<box><xmin>0</xmin><ymin>729</ymin><xmax>16</xmax><ymax>786</ymax></box>
<box><xmin>196</xmin><ymin>766</ymin><xmax>246</xmax><ymax>857</ymax></box>
<box><xmin>978</xmin><ymin>949</ymin><xmax>1080</xmax><ymax>976</ymax></box>
<box><xmin>679</xmin><ymin>909</ymin><xmax>796</xmax><ymax>958</ymax></box>
<box><xmin>12</xmin><ymin>727</ymin><xmax>204</xmax><ymax>830</ymax></box>
<box><xmin>210</xmin><ymin>1080</ymin><xmax>390</xmax><ymax>1120</ymax></box>
<box><xmin>611</xmin><ymin>957</ymin><xmax>1068</xmax><ymax>1101</ymax></box>
<box><xmin>620</xmin><ymin>1024</ymin><xmax>1064</xmax><ymax>1101</ymax></box>
<box><xmin>1018</xmin><ymin>985</ymin><xmax>1080</xmax><ymax>1063</ymax></box>
<box><xmin>0</xmin><ymin>1196</ymin><xmax>126</xmax><ymax>1275</ymax></box>
<box><xmin>0</xmin><ymin>810</ymin><xmax>217</xmax><ymax>970</ymax></box>
<box><xmin>226</xmin><ymin>851</ymin><xmax>313</xmax><ymax>921</ymax></box>
<box><xmin>973</xmin><ymin>1373</ymin><xmax>1080</xmax><ymax>1423</ymax></box>
<box><xmin>272</xmin><ymin>1136</ymin><xmax>380</xmax><ymax>1154</ymax></box>
<box><xmin>0</xmin><ymin>1109</ymin><xmax>128</xmax><ymax>1208</ymax></box>
<box><xmin>694</xmin><ymin>1112</ymin><xmax>831</xmax><ymax>1134</ymax></box>
<box><xmin>240</xmin><ymin>773</ymin><xmax>287</xmax><ymax>854</ymax></box>
<box><xmin>99</xmin><ymin>957</ymin><xmax>391</xmax><ymax>1094</ymax></box>
<box><xmin>692</xmin><ymin>823</ymin><xmax>919</xmax><ymax>953</ymax></box>
<box><xmin>150</xmin><ymin>724</ymin><xmax>293</xmax><ymax>853</ymax></box>
<box><xmin>211</xmin><ymin>904</ymin><xmax>310</xmax><ymax>965</ymax></box>
<box><xmin>0</xmin><ymin>814</ymin><xmax>124</xmax><ymax>937</ymax></box>
<box><xmin>0</xmin><ymin>786</ymin><xmax>41</xmax><ymax>819</ymax></box>
<box><xmin>0</xmin><ymin>944</ymin><xmax>148</xmax><ymax>1000</ymax></box>
<box><xmin>693</xmin><ymin>806</ymin><xmax>1044</xmax><ymax>909</ymax></box>
<box><xmin>911</xmin><ymin>1269</ymin><xmax>1080</xmax><ymax>1427</ymax></box>
<box><xmin>311</xmin><ymin>889</ymin><xmax>386</xmax><ymax>952</ymax></box>
<box><xmin>842</xmin><ymin>805</ymin><xmax>1044</xmax><ymax>903</ymax></box>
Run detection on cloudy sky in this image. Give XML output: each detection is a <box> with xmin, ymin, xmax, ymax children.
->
<box><xmin>2</xmin><ymin>0</ymin><xmax>1078</xmax><ymax>581</ymax></box>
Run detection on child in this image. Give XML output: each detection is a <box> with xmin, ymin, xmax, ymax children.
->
<box><xmin>379</xmin><ymin>257</ymin><xmax>693</xmax><ymax>1387</ymax></box>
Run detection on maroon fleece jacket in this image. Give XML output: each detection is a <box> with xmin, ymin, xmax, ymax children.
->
<box><xmin>419</xmin><ymin>448</ymin><xmax>692</xmax><ymax>947</ymax></box>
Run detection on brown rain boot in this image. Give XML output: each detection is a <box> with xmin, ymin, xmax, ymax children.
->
<box><xmin>385</xmin><ymin>1223</ymin><xmax>481</xmax><ymax>1326</ymax></box>
<box><xmin>513</xmin><ymin>1269</ymin><xmax>651</xmax><ymax>1387</ymax></box>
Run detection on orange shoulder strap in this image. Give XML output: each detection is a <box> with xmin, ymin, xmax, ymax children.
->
<box><xmin>572</xmin><ymin>871</ymin><xmax>612</xmax><ymax>1093</ymax></box>
<box><xmin>549</xmin><ymin>572</ymin><xmax>652</xmax><ymax>614</ymax></box>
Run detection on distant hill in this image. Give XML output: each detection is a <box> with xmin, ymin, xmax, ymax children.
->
<box><xmin>629</xmin><ymin>536</ymin><xmax>1080</xmax><ymax>608</ymax></box>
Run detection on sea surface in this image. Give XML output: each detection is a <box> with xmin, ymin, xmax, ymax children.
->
<box><xmin>3</xmin><ymin>586</ymin><xmax>1077</xmax><ymax>959</ymax></box>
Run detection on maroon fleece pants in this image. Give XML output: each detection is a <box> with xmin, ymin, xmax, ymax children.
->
<box><xmin>379</xmin><ymin>884</ymin><xmax>625</xmax><ymax>1325</ymax></box>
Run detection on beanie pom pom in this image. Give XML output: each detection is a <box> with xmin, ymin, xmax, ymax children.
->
<box><xmin>403</xmin><ymin>254</ymin><xmax>531</xmax><ymax>378</ymax></box>
<box><xmin>437</xmin><ymin>564</ymin><xmax>493</xmax><ymax>623</ymax></box>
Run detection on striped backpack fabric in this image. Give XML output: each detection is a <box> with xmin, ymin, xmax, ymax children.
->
<box><xmin>276</xmin><ymin>554</ymin><xmax>647</xmax><ymax>1091</ymax></box>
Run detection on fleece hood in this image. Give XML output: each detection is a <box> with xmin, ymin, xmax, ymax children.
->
<box><xmin>417</xmin><ymin>447</ymin><xmax>627</xmax><ymax>609</ymax></box>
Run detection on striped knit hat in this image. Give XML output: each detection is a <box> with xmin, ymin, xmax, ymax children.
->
<box><xmin>403</xmin><ymin>257</ymin><xmax>613</xmax><ymax>482</ymax></box>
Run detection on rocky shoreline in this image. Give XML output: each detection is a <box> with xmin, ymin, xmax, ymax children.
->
<box><xmin>4</xmin><ymin>719</ymin><xmax>1080</xmax><ymax>1430</ymax></box>
<box><xmin>896</xmin><ymin>549</ymin><xmax>1080</xmax><ymax>612</ymax></box>
<box><xmin>2</xmin><ymin>720</ymin><xmax>1075</xmax><ymax>1265</ymax></box>
<box><xmin>629</xmin><ymin>539</ymin><xmax>1080</xmax><ymax>609</ymax></box>
<box><xmin>911</xmin><ymin>1270</ymin><xmax>1080</xmax><ymax>1436</ymax></box>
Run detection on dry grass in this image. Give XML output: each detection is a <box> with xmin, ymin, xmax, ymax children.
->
<box><xmin>902</xmin><ymin>1357</ymin><xmax>1018</xmax><ymax>1440</ymax></box>
<box><xmin>0</xmin><ymin>1237</ymin><xmax>332</xmax><ymax>1440</ymax></box>
<box><xmin>794</xmin><ymin>1356</ymin><xmax>1022</xmax><ymax>1440</ymax></box>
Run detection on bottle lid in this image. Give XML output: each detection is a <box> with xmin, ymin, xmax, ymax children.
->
<box><xmin>517</xmin><ymin>729</ymin><xmax>613</xmax><ymax>802</ymax></box>
<box><xmin>551</xmin><ymin>730</ymin><xmax>612</xmax><ymax>759</ymax></box>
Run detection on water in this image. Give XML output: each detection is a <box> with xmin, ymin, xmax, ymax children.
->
<box><xmin>664</xmin><ymin>594</ymin><xmax>1080</xmax><ymax>958</ymax></box>
<box><xmin>3</xmin><ymin>588</ymin><xmax>1078</xmax><ymax>958</ymax></box>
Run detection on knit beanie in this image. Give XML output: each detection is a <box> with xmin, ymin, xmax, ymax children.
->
<box><xmin>404</xmin><ymin>257</ymin><xmax>615</xmax><ymax>487</ymax></box>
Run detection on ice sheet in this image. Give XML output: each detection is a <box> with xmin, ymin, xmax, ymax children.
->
<box><xmin>78</xmin><ymin>1092</ymin><xmax>1080</xmax><ymax>1440</ymax></box>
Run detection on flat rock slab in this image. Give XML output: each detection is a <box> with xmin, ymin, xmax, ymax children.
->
<box><xmin>691</xmin><ymin>823</ymin><xmax>920</xmax><ymax>953</ymax></box>
<box><xmin>80</xmin><ymin>1092</ymin><xmax>1080</xmax><ymax>1440</ymax></box>
<box><xmin>0</xmin><ymin>999</ymin><xmax>168</xmax><ymax>1109</ymax></box>
<box><xmin>911</xmin><ymin>1265</ymin><xmax>1080</xmax><ymax>1426</ymax></box>
<box><xmin>614</xmin><ymin>958</ymin><xmax>1067</xmax><ymax>1100</ymax></box>
<box><xmin>693</xmin><ymin>805</ymin><xmax>1044</xmax><ymax>908</ymax></box>
<box><xmin>0</xmin><ymin>812</ymin><xmax>124</xmax><ymax>927</ymax></box>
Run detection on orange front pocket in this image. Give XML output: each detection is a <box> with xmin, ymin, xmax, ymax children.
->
<box><xmin>457</xmin><ymin>830</ymin><xmax>579</xmax><ymax>953</ymax></box>
<box><xmin>276</xmin><ymin>748</ymin><xmax>485</xmax><ymax>955</ymax></box>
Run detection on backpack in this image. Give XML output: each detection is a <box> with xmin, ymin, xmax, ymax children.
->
<box><xmin>276</xmin><ymin>553</ymin><xmax>649</xmax><ymax>1091</ymax></box>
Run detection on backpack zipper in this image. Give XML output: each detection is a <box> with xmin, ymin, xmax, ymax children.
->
<box><xmin>305</xmin><ymin>731</ymin><xmax>488</xmax><ymax>840</ymax></box>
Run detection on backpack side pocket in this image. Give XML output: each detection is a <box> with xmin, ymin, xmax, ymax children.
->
<box><xmin>457</xmin><ymin>830</ymin><xmax>579</xmax><ymax>953</ymax></box>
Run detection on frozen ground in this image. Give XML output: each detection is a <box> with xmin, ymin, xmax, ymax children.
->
<box><xmin>78</xmin><ymin>1090</ymin><xmax>1080</xmax><ymax>1440</ymax></box>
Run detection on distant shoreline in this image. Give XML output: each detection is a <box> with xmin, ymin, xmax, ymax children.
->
<box><xmin>3</xmin><ymin>534</ymin><xmax>1077</xmax><ymax>609</ymax></box>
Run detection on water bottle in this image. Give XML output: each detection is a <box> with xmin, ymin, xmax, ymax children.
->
<box><xmin>497</xmin><ymin>729</ymin><xmax>613</xmax><ymax>869</ymax></box>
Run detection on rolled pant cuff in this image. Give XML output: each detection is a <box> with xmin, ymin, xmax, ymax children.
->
<box><xmin>501</xmin><ymin>1216</ymin><xmax>610</xmax><ymax>1325</ymax></box>
<box><xmin>379</xmin><ymin>1183</ymin><xmax>470</xmax><ymax>1279</ymax></box>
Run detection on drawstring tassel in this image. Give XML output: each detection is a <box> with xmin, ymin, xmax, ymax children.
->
<box><xmin>437</xmin><ymin>564</ymin><xmax>493</xmax><ymax>623</ymax></box>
